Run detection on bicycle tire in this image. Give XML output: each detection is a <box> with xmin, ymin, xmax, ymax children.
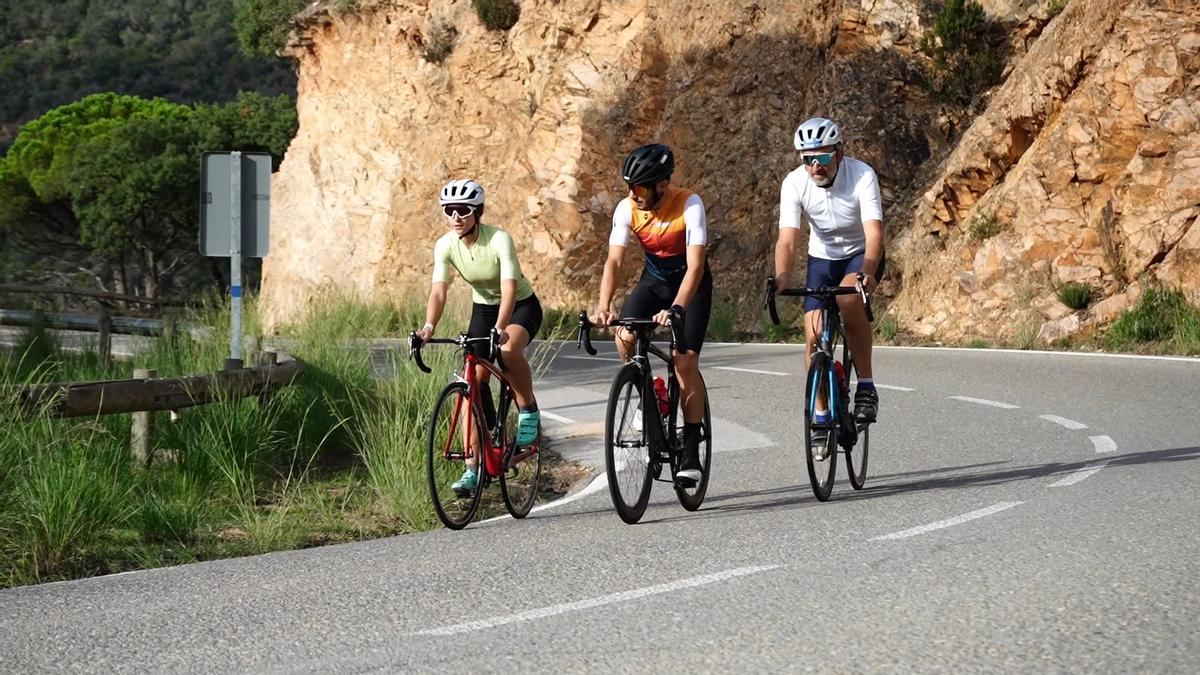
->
<box><xmin>426</xmin><ymin>381</ymin><xmax>486</xmax><ymax>529</ymax></box>
<box><xmin>804</xmin><ymin>352</ymin><xmax>838</xmax><ymax>501</ymax></box>
<box><xmin>674</xmin><ymin>375</ymin><xmax>712</xmax><ymax>511</ymax></box>
<box><xmin>604</xmin><ymin>363</ymin><xmax>654</xmax><ymax>524</ymax></box>
<box><xmin>843</xmin><ymin>348</ymin><xmax>869</xmax><ymax>490</ymax></box>
<box><xmin>498</xmin><ymin>384</ymin><xmax>541</xmax><ymax>518</ymax></box>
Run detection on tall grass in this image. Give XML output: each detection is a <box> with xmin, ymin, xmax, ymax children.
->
<box><xmin>1105</xmin><ymin>288</ymin><xmax>1200</xmax><ymax>354</ymax></box>
<box><xmin>0</xmin><ymin>293</ymin><xmax>482</xmax><ymax>587</ymax></box>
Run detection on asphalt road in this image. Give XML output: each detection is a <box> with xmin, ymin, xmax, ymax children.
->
<box><xmin>2</xmin><ymin>343</ymin><xmax>1198</xmax><ymax>672</ymax></box>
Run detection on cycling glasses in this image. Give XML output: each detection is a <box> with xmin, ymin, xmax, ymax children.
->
<box><xmin>443</xmin><ymin>204</ymin><xmax>477</xmax><ymax>218</ymax></box>
<box><xmin>801</xmin><ymin>152</ymin><xmax>836</xmax><ymax>166</ymax></box>
<box><xmin>627</xmin><ymin>183</ymin><xmax>653</xmax><ymax>200</ymax></box>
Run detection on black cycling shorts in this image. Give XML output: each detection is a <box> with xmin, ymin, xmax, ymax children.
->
<box><xmin>803</xmin><ymin>252</ymin><xmax>886</xmax><ymax>315</ymax></box>
<box><xmin>466</xmin><ymin>295</ymin><xmax>544</xmax><ymax>359</ymax></box>
<box><xmin>620</xmin><ymin>266</ymin><xmax>713</xmax><ymax>354</ymax></box>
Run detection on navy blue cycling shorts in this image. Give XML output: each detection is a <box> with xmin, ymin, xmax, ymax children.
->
<box><xmin>803</xmin><ymin>252</ymin><xmax>886</xmax><ymax>314</ymax></box>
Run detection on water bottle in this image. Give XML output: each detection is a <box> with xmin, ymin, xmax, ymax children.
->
<box><xmin>653</xmin><ymin>376</ymin><xmax>670</xmax><ymax>416</ymax></box>
<box><xmin>834</xmin><ymin>361</ymin><xmax>849</xmax><ymax>399</ymax></box>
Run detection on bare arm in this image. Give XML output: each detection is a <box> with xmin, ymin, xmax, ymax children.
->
<box><xmin>420</xmin><ymin>281</ymin><xmax>449</xmax><ymax>340</ymax></box>
<box><xmin>596</xmin><ymin>244</ymin><xmax>626</xmax><ymax>324</ymax></box>
<box><xmin>496</xmin><ymin>279</ymin><xmax>517</xmax><ymax>330</ymax></box>
<box><xmin>774</xmin><ymin>227</ymin><xmax>800</xmax><ymax>290</ymax></box>
<box><xmin>861</xmin><ymin>219</ymin><xmax>884</xmax><ymax>292</ymax></box>
<box><xmin>671</xmin><ymin>245</ymin><xmax>707</xmax><ymax>309</ymax></box>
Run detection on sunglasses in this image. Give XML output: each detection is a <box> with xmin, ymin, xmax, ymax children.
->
<box><xmin>442</xmin><ymin>204</ymin><xmax>477</xmax><ymax>218</ymax></box>
<box><xmin>801</xmin><ymin>152</ymin><xmax>836</xmax><ymax>166</ymax></box>
<box><xmin>627</xmin><ymin>184</ymin><xmax>653</xmax><ymax>200</ymax></box>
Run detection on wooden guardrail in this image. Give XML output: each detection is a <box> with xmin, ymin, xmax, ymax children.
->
<box><xmin>0</xmin><ymin>283</ymin><xmax>162</xmax><ymax>307</ymax></box>
<box><xmin>10</xmin><ymin>351</ymin><xmax>299</xmax><ymax>419</ymax></box>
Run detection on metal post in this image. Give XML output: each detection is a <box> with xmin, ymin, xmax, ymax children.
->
<box><xmin>229</xmin><ymin>151</ymin><xmax>244</xmax><ymax>368</ymax></box>
<box><xmin>131</xmin><ymin>368</ymin><xmax>156</xmax><ymax>466</ymax></box>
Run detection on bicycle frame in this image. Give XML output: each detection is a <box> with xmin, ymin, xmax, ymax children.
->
<box><xmin>411</xmin><ymin>331</ymin><xmax>512</xmax><ymax>479</ymax></box>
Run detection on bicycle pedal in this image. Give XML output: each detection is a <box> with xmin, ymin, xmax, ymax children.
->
<box><xmin>674</xmin><ymin>475</ymin><xmax>698</xmax><ymax>489</ymax></box>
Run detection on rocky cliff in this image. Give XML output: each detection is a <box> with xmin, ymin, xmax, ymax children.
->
<box><xmin>260</xmin><ymin>0</ymin><xmax>1199</xmax><ymax>343</ymax></box>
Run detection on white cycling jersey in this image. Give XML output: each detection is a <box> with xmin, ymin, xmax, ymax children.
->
<box><xmin>778</xmin><ymin>156</ymin><xmax>883</xmax><ymax>260</ymax></box>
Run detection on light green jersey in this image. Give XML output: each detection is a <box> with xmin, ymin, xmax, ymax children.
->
<box><xmin>431</xmin><ymin>224</ymin><xmax>534</xmax><ymax>305</ymax></box>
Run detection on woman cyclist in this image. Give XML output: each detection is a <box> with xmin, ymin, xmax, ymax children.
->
<box><xmin>416</xmin><ymin>179</ymin><xmax>544</xmax><ymax>494</ymax></box>
<box><xmin>593</xmin><ymin>144</ymin><xmax>713</xmax><ymax>486</ymax></box>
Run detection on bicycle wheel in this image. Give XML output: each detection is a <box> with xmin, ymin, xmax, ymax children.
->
<box><xmin>605</xmin><ymin>363</ymin><xmax>654</xmax><ymax>524</ymax></box>
<box><xmin>674</xmin><ymin>375</ymin><xmax>712</xmax><ymax>511</ymax></box>
<box><xmin>498</xmin><ymin>384</ymin><xmax>541</xmax><ymax>518</ymax></box>
<box><xmin>842</xmin><ymin>349</ymin><xmax>869</xmax><ymax>490</ymax></box>
<box><xmin>804</xmin><ymin>352</ymin><xmax>838</xmax><ymax>501</ymax></box>
<box><xmin>426</xmin><ymin>382</ymin><xmax>486</xmax><ymax>529</ymax></box>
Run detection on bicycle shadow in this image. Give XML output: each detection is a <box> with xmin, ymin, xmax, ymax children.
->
<box><xmin>638</xmin><ymin>445</ymin><xmax>1200</xmax><ymax>525</ymax></box>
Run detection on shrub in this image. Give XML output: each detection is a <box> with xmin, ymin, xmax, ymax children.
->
<box><xmin>1046</xmin><ymin>0</ymin><xmax>1068</xmax><ymax>18</ymax></box>
<box><xmin>422</xmin><ymin>21</ymin><xmax>458</xmax><ymax>64</ymax></box>
<box><xmin>1106</xmin><ymin>288</ymin><xmax>1200</xmax><ymax>353</ymax></box>
<box><xmin>234</xmin><ymin>0</ymin><xmax>307</xmax><ymax>59</ymax></box>
<box><xmin>876</xmin><ymin>314</ymin><xmax>899</xmax><ymax>342</ymax></box>
<box><xmin>1057</xmin><ymin>282</ymin><xmax>1091</xmax><ymax>310</ymax></box>
<box><xmin>968</xmin><ymin>213</ymin><xmax>1001</xmax><ymax>240</ymax></box>
<box><xmin>472</xmin><ymin>0</ymin><xmax>521</xmax><ymax>31</ymax></box>
<box><xmin>707</xmin><ymin>296</ymin><xmax>738</xmax><ymax>342</ymax></box>
<box><xmin>919</xmin><ymin>0</ymin><xmax>1003</xmax><ymax>105</ymax></box>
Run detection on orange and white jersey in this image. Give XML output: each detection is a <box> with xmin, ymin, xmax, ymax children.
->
<box><xmin>609</xmin><ymin>187</ymin><xmax>707</xmax><ymax>280</ymax></box>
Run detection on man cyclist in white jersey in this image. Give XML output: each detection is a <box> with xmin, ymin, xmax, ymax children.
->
<box><xmin>773</xmin><ymin>117</ymin><xmax>884</xmax><ymax>450</ymax></box>
<box><xmin>594</xmin><ymin>144</ymin><xmax>712</xmax><ymax>486</ymax></box>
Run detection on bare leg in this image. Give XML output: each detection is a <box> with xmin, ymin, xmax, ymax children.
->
<box><xmin>804</xmin><ymin>308</ymin><xmax>829</xmax><ymax>411</ymax></box>
<box><xmin>673</xmin><ymin>350</ymin><xmax>705</xmax><ymax>424</ymax></box>
<box><xmin>500</xmin><ymin>325</ymin><xmax>535</xmax><ymax>408</ymax></box>
<box><xmin>614</xmin><ymin>327</ymin><xmax>635</xmax><ymax>362</ymax></box>
<box><xmin>836</xmin><ymin>273</ymin><xmax>873</xmax><ymax>379</ymax></box>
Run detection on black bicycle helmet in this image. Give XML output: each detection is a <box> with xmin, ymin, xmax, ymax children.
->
<box><xmin>621</xmin><ymin>144</ymin><xmax>675</xmax><ymax>186</ymax></box>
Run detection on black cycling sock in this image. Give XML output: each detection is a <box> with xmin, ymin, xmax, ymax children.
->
<box><xmin>519</xmin><ymin>402</ymin><xmax>538</xmax><ymax>413</ymax></box>
<box><xmin>683</xmin><ymin>422</ymin><xmax>702</xmax><ymax>454</ymax></box>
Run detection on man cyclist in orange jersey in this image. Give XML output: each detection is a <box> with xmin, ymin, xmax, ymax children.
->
<box><xmin>594</xmin><ymin>144</ymin><xmax>712</xmax><ymax>486</ymax></box>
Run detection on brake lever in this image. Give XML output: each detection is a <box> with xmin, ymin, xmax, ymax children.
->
<box><xmin>765</xmin><ymin>276</ymin><xmax>781</xmax><ymax>326</ymax></box>
<box><xmin>576</xmin><ymin>311</ymin><xmax>597</xmax><ymax>355</ymax></box>
<box><xmin>408</xmin><ymin>331</ymin><xmax>431</xmax><ymax>374</ymax></box>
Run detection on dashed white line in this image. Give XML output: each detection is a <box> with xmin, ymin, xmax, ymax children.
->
<box><xmin>1039</xmin><ymin>414</ymin><xmax>1088</xmax><ymax>430</ymax></box>
<box><xmin>539</xmin><ymin>410</ymin><xmax>576</xmax><ymax>424</ymax></box>
<box><xmin>411</xmin><ymin>565</ymin><xmax>780</xmax><ymax>636</ymax></box>
<box><xmin>870</xmin><ymin>502</ymin><xmax>1024</xmax><ymax>541</ymax></box>
<box><xmin>949</xmin><ymin>396</ymin><xmax>1020</xmax><ymax>410</ymax></box>
<box><xmin>1090</xmin><ymin>435</ymin><xmax>1117</xmax><ymax>453</ymax></box>
<box><xmin>876</xmin><ymin>384</ymin><xmax>916</xmax><ymax>391</ymax></box>
<box><xmin>714</xmin><ymin>366</ymin><xmax>788</xmax><ymax>376</ymax></box>
<box><xmin>1049</xmin><ymin>462</ymin><xmax>1108</xmax><ymax>487</ymax></box>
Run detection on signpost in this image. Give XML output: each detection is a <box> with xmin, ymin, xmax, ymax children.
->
<box><xmin>200</xmin><ymin>151</ymin><xmax>271</xmax><ymax>369</ymax></box>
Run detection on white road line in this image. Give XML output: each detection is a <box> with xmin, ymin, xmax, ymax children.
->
<box><xmin>870</xmin><ymin>502</ymin><xmax>1024</xmax><ymax>541</ymax></box>
<box><xmin>1039</xmin><ymin>414</ymin><xmax>1088</xmax><ymax>430</ymax></box>
<box><xmin>876</xmin><ymin>384</ymin><xmax>916</xmax><ymax>391</ymax></box>
<box><xmin>714</xmin><ymin>366</ymin><xmax>789</xmax><ymax>376</ymax></box>
<box><xmin>1049</xmin><ymin>462</ymin><xmax>1108</xmax><ymax>487</ymax></box>
<box><xmin>948</xmin><ymin>395</ymin><xmax>1020</xmax><ymax>409</ymax></box>
<box><xmin>539</xmin><ymin>410</ymin><xmax>576</xmax><ymax>424</ymax></box>
<box><xmin>411</xmin><ymin>565</ymin><xmax>780</xmax><ymax>636</ymax></box>
<box><xmin>561</xmin><ymin>355</ymin><xmax>622</xmax><ymax>363</ymax></box>
<box><xmin>1090</xmin><ymin>435</ymin><xmax>1117</xmax><ymax>453</ymax></box>
<box><xmin>876</xmin><ymin>345</ymin><xmax>1200</xmax><ymax>364</ymax></box>
<box><xmin>480</xmin><ymin>471</ymin><xmax>609</xmax><ymax>524</ymax></box>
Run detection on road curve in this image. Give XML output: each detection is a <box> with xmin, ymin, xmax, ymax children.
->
<box><xmin>2</xmin><ymin>344</ymin><xmax>1197</xmax><ymax>672</ymax></box>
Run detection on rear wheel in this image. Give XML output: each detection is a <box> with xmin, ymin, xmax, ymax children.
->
<box><xmin>426</xmin><ymin>382</ymin><xmax>485</xmax><ymax>529</ymax></box>
<box><xmin>498</xmin><ymin>385</ymin><xmax>541</xmax><ymax>518</ymax></box>
<box><xmin>605</xmin><ymin>364</ymin><xmax>654</xmax><ymax>524</ymax></box>
<box><xmin>674</xmin><ymin>375</ymin><xmax>712</xmax><ymax>511</ymax></box>
<box><xmin>804</xmin><ymin>352</ymin><xmax>837</xmax><ymax>501</ymax></box>
<box><xmin>843</xmin><ymin>349</ymin><xmax>869</xmax><ymax>490</ymax></box>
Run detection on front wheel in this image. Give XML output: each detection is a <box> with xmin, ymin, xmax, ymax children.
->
<box><xmin>426</xmin><ymin>382</ymin><xmax>486</xmax><ymax>529</ymax></box>
<box><xmin>498</xmin><ymin>385</ymin><xmax>542</xmax><ymax>518</ymax></box>
<box><xmin>674</xmin><ymin>375</ymin><xmax>712</xmax><ymax>511</ymax></box>
<box><xmin>804</xmin><ymin>352</ymin><xmax>838</xmax><ymax>501</ymax></box>
<box><xmin>605</xmin><ymin>364</ymin><xmax>654</xmax><ymax>524</ymax></box>
<box><xmin>843</xmin><ymin>350</ymin><xmax>869</xmax><ymax>490</ymax></box>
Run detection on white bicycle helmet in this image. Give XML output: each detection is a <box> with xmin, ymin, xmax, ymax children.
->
<box><xmin>794</xmin><ymin>117</ymin><xmax>843</xmax><ymax>151</ymax></box>
<box><xmin>439</xmin><ymin>179</ymin><xmax>485</xmax><ymax>205</ymax></box>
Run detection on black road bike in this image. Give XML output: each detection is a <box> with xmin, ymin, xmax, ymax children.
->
<box><xmin>765</xmin><ymin>274</ymin><xmax>873</xmax><ymax>501</ymax></box>
<box><xmin>577</xmin><ymin>311</ymin><xmax>712</xmax><ymax>524</ymax></box>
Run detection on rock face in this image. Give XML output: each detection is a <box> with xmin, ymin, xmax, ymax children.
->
<box><xmin>889</xmin><ymin>0</ymin><xmax>1200</xmax><ymax>341</ymax></box>
<box><xmin>261</xmin><ymin>0</ymin><xmax>1200</xmax><ymax>345</ymax></box>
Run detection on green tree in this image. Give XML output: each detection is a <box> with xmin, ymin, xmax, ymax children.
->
<box><xmin>919</xmin><ymin>0</ymin><xmax>1003</xmax><ymax>105</ymax></box>
<box><xmin>233</xmin><ymin>0</ymin><xmax>307</xmax><ymax>59</ymax></box>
